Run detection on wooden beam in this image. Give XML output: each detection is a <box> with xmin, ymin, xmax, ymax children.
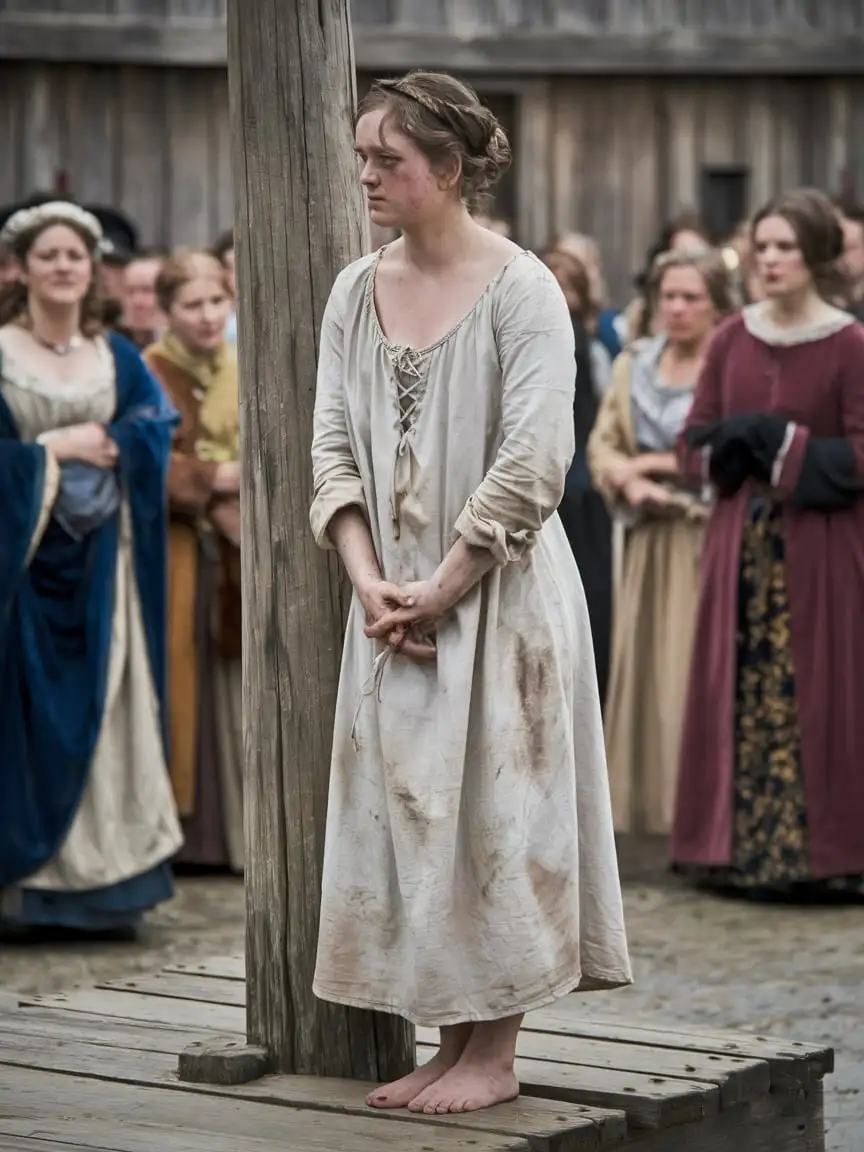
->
<box><xmin>0</xmin><ymin>15</ymin><xmax>227</xmax><ymax>65</ymax></box>
<box><xmin>226</xmin><ymin>0</ymin><xmax>414</xmax><ymax>1081</ymax></box>
<box><xmin>3</xmin><ymin>14</ymin><xmax>864</xmax><ymax>74</ymax></box>
<box><xmin>350</xmin><ymin>28</ymin><xmax>864</xmax><ymax>76</ymax></box>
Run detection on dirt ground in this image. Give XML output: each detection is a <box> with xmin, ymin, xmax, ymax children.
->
<box><xmin>2</xmin><ymin>846</ymin><xmax>861</xmax><ymax>1152</ymax></box>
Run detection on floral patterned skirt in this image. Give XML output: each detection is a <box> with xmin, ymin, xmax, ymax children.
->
<box><xmin>684</xmin><ymin>498</ymin><xmax>864</xmax><ymax>900</ymax></box>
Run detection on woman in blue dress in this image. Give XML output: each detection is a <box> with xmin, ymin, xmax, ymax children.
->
<box><xmin>0</xmin><ymin>201</ymin><xmax>182</xmax><ymax>939</ymax></box>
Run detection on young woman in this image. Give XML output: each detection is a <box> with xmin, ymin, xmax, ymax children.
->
<box><xmin>310</xmin><ymin>71</ymin><xmax>631</xmax><ymax>1115</ymax></box>
<box><xmin>674</xmin><ymin>188</ymin><xmax>864</xmax><ymax>899</ymax></box>
<box><xmin>144</xmin><ymin>252</ymin><xmax>243</xmax><ymax>873</ymax></box>
<box><xmin>588</xmin><ymin>249</ymin><xmax>734</xmax><ymax>836</ymax></box>
<box><xmin>0</xmin><ymin>201</ymin><xmax>181</xmax><ymax>937</ymax></box>
<box><xmin>541</xmin><ymin>246</ymin><xmax>612</xmax><ymax>707</ymax></box>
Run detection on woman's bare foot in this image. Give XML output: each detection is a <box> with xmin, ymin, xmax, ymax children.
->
<box><xmin>407</xmin><ymin>1057</ymin><xmax>519</xmax><ymax>1114</ymax></box>
<box><xmin>408</xmin><ymin>1012</ymin><xmax>523</xmax><ymax>1114</ymax></box>
<box><xmin>365</xmin><ymin>1023</ymin><xmax>472</xmax><ymax>1109</ymax></box>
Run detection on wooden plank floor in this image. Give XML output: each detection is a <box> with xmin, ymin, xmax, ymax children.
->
<box><xmin>0</xmin><ymin>955</ymin><xmax>833</xmax><ymax>1152</ymax></box>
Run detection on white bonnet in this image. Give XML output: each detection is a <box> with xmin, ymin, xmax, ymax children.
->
<box><xmin>0</xmin><ymin>200</ymin><xmax>104</xmax><ymax>253</ymax></box>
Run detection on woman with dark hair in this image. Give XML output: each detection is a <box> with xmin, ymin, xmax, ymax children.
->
<box><xmin>541</xmin><ymin>246</ymin><xmax>612</xmax><ymax>705</ymax></box>
<box><xmin>310</xmin><ymin>70</ymin><xmax>630</xmax><ymax>1114</ymax></box>
<box><xmin>674</xmin><ymin>188</ymin><xmax>864</xmax><ymax>899</ymax></box>
<box><xmin>0</xmin><ymin>201</ymin><xmax>181</xmax><ymax>938</ymax></box>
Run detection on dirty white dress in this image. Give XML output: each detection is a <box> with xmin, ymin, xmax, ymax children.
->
<box><xmin>310</xmin><ymin>249</ymin><xmax>632</xmax><ymax>1027</ymax></box>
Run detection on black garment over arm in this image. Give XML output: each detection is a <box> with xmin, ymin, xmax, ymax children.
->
<box><xmin>791</xmin><ymin>435</ymin><xmax>860</xmax><ymax>510</ymax></box>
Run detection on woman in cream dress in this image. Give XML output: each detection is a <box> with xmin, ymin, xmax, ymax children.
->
<box><xmin>588</xmin><ymin>249</ymin><xmax>734</xmax><ymax>836</ymax></box>
<box><xmin>310</xmin><ymin>72</ymin><xmax>630</xmax><ymax>1117</ymax></box>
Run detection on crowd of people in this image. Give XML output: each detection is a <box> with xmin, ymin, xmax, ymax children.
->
<box><xmin>2</xmin><ymin>90</ymin><xmax>864</xmax><ymax>953</ymax></box>
<box><xmin>0</xmin><ymin>197</ymin><xmax>243</xmax><ymax>940</ymax></box>
<box><xmin>538</xmin><ymin>190</ymin><xmax>864</xmax><ymax>902</ymax></box>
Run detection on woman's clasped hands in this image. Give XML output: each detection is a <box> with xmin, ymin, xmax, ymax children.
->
<box><xmin>43</xmin><ymin>421</ymin><xmax>118</xmax><ymax>468</ymax></box>
<box><xmin>359</xmin><ymin>578</ymin><xmax>445</xmax><ymax>662</ymax></box>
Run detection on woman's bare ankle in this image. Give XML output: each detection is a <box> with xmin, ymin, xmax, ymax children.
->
<box><xmin>439</xmin><ymin>1021</ymin><xmax>474</xmax><ymax>1064</ymax></box>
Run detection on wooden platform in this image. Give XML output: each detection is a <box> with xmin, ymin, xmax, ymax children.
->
<box><xmin>0</xmin><ymin>955</ymin><xmax>831</xmax><ymax>1151</ymax></box>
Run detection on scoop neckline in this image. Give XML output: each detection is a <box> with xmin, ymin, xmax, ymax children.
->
<box><xmin>0</xmin><ymin>327</ymin><xmax>113</xmax><ymax>392</ymax></box>
<box><xmin>367</xmin><ymin>244</ymin><xmax>529</xmax><ymax>357</ymax></box>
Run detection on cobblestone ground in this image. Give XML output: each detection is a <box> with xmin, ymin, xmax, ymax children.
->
<box><xmin>2</xmin><ymin>852</ymin><xmax>861</xmax><ymax>1151</ymax></box>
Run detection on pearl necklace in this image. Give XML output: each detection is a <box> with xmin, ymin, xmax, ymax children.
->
<box><xmin>31</xmin><ymin>331</ymin><xmax>84</xmax><ymax>356</ymax></box>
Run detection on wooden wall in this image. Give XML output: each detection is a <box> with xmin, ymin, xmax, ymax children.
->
<box><xmin>0</xmin><ymin>61</ymin><xmax>232</xmax><ymax>248</ymax></box>
<box><xmin>521</xmin><ymin>75</ymin><xmax>864</xmax><ymax>303</ymax></box>
<box><xmin>4</xmin><ymin>60</ymin><xmax>864</xmax><ymax>304</ymax></box>
<box><xmin>5</xmin><ymin>1</ymin><xmax>864</xmax><ymax>73</ymax></box>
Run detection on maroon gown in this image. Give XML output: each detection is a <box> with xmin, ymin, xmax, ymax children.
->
<box><xmin>672</xmin><ymin>305</ymin><xmax>864</xmax><ymax>888</ymax></box>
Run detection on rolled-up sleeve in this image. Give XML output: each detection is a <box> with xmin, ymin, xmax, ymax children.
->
<box><xmin>453</xmin><ymin>261</ymin><xmax>576</xmax><ymax>565</ymax></box>
<box><xmin>309</xmin><ymin>279</ymin><xmax>368</xmax><ymax>549</ymax></box>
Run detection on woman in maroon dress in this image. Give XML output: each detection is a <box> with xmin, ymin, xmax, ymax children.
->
<box><xmin>673</xmin><ymin>188</ymin><xmax>864</xmax><ymax>899</ymax></box>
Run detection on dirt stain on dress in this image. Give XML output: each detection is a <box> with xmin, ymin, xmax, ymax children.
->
<box><xmin>515</xmin><ymin>634</ymin><xmax>552</xmax><ymax>773</ymax></box>
<box><xmin>393</xmin><ymin>785</ymin><xmax>430</xmax><ymax>844</ymax></box>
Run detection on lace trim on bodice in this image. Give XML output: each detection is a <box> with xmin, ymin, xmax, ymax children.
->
<box><xmin>743</xmin><ymin>301</ymin><xmax>854</xmax><ymax>346</ymax></box>
<box><xmin>0</xmin><ymin>333</ymin><xmax>114</xmax><ymax>399</ymax></box>
<box><xmin>0</xmin><ymin>332</ymin><xmax>116</xmax><ymax>440</ymax></box>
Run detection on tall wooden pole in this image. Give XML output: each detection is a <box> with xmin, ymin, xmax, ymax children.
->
<box><xmin>228</xmin><ymin>0</ymin><xmax>414</xmax><ymax>1079</ymax></box>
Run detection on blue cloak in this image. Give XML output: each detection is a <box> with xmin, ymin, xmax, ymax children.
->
<box><xmin>0</xmin><ymin>332</ymin><xmax>179</xmax><ymax>891</ymax></box>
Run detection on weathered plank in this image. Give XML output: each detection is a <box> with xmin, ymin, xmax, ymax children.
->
<box><xmin>4</xmin><ymin>9</ymin><xmax>864</xmax><ymax>74</ymax></box>
<box><xmin>526</xmin><ymin>1002</ymin><xmax>833</xmax><ymax>1082</ymax></box>
<box><xmin>91</xmin><ymin>972</ymin><xmax>768</xmax><ymax>1109</ymax></box>
<box><xmin>0</xmin><ymin>1065</ymin><xmax>531</xmax><ymax>1152</ymax></box>
<box><xmin>165</xmin><ymin>65</ymin><xmax>211</xmax><ymax>245</ymax></box>
<box><xmin>19</xmin><ymin>988</ymin><xmax>246</xmax><ymax>1032</ymax></box>
<box><xmin>13</xmin><ymin>983</ymin><xmax>716</xmax><ymax>1129</ymax></box>
<box><xmin>0</xmin><ymin>1032</ymin><xmax>621</xmax><ymax>1152</ymax></box>
<box><xmin>164</xmin><ymin>954</ymin><xmax>245</xmax><ymax>980</ymax></box>
<box><xmin>1</xmin><ymin>1003</ymin><xmax>221</xmax><ymax>1054</ymax></box>
<box><xmin>418</xmin><ymin>1043</ymin><xmax>719</xmax><ymax>1131</ymax></box>
<box><xmin>429</xmin><ymin>1027</ymin><xmax>767</xmax><ymax>1109</ymax></box>
<box><xmin>64</xmin><ymin>64</ymin><xmax>118</xmax><ymax>204</ymax></box>
<box><xmin>149</xmin><ymin>962</ymin><xmax>829</xmax><ymax>1086</ymax></box>
<box><xmin>97</xmin><ymin>970</ymin><xmax>246</xmax><ymax>1006</ymax></box>
<box><xmin>0</xmin><ymin>1141</ymin><xmax>116</xmax><ymax>1152</ymax></box>
<box><xmin>623</xmin><ymin>1080</ymin><xmax>826</xmax><ymax>1151</ymax></box>
<box><xmin>514</xmin><ymin>81</ymin><xmax>551</xmax><ymax>249</ymax></box>
<box><xmin>116</xmin><ymin>64</ymin><xmax>168</xmax><ymax>245</ymax></box>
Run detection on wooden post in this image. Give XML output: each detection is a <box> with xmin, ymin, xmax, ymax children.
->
<box><xmin>179</xmin><ymin>0</ymin><xmax>414</xmax><ymax>1083</ymax></box>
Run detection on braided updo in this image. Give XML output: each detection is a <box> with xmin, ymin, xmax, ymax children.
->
<box><xmin>357</xmin><ymin>71</ymin><xmax>512</xmax><ymax>212</ymax></box>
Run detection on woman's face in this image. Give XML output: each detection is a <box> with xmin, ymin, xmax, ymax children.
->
<box><xmin>657</xmin><ymin>266</ymin><xmax>717</xmax><ymax>346</ymax></box>
<box><xmin>355</xmin><ymin>108</ymin><xmax>454</xmax><ymax>229</ymax></box>
<box><xmin>23</xmin><ymin>223</ymin><xmax>93</xmax><ymax>309</ymax></box>
<box><xmin>168</xmin><ymin>274</ymin><xmax>231</xmax><ymax>354</ymax></box>
<box><xmin>121</xmin><ymin>257</ymin><xmax>163</xmax><ymax>333</ymax></box>
<box><xmin>753</xmin><ymin>214</ymin><xmax>812</xmax><ymax>299</ymax></box>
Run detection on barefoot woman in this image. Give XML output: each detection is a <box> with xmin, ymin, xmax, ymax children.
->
<box><xmin>310</xmin><ymin>71</ymin><xmax>632</xmax><ymax>1115</ymax></box>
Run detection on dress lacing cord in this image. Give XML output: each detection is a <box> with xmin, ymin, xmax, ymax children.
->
<box><xmin>351</xmin><ymin>343</ymin><xmax>428</xmax><ymax>749</ymax></box>
<box><xmin>350</xmin><ymin>647</ymin><xmax>391</xmax><ymax>751</ymax></box>
<box><xmin>388</xmin><ymin>343</ymin><xmax>427</xmax><ymax>540</ymax></box>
